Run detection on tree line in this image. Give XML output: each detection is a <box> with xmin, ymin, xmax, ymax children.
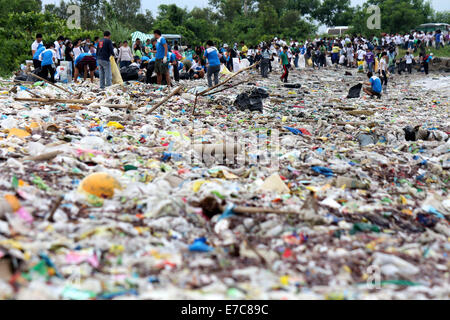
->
<box><xmin>40</xmin><ymin>0</ymin><xmax>449</xmax><ymax>43</ymax></box>
<box><xmin>0</xmin><ymin>0</ymin><xmax>448</xmax><ymax>76</ymax></box>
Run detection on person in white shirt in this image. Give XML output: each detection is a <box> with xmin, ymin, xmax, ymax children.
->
<box><xmin>73</xmin><ymin>39</ymin><xmax>83</xmax><ymax>61</ymax></box>
<box><xmin>31</xmin><ymin>33</ymin><xmax>44</xmax><ymax>69</ymax></box>
<box><xmin>31</xmin><ymin>33</ymin><xmax>43</xmax><ymax>56</ymax></box>
<box><xmin>118</xmin><ymin>41</ymin><xmax>133</xmax><ymax>68</ymax></box>
<box><xmin>404</xmin><ymin>34</ymin><xmax>410</xmax><ymax>49</ymax></box>
<box><xmin>404</xmin><ymin>51</ymin><xmax>414</xmax><ymax>74</ymax></box>
<box><xmin>386</xmin><ymin>35</ymin><xmax>391</xmax><ymax>44</ymax></box>
<box><xmin>357</xmin><ymin>47</ymin><xmax>366</xmax><ymax>61</ymax></box>
<box><xmin>426</xmin><ymin>33</ymin><xmax>433</xmax><ymax>47</ymax></box>
<box><xmin>346</xmin><ymin>44</ymin><xmax>354</xmax><ymax>67</ymax></box>
<box><xmin>53</xmin><ymin>36</ymin><xmax>64</xmax><ymax>63</ymax></box>
<box><xmin>378</xmin><ymin>52</ymin><xmax>388</xmax><ymax>92</ymax></box>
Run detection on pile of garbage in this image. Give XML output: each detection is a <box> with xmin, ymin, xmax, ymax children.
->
<box><xmin>0</xmin><ymin>66</ymin><xmax>449</xmax><ymax>300</ymax></box>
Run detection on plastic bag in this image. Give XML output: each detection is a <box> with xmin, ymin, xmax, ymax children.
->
<box><xmin>347</xmin><ymin>83</ymin><xmax>362</xmax><ymax>98</ymax></box>
<box><xmin>110</xmin><ymin>56</ymin><xmax>123</xmax><ymax>85</ymax></box>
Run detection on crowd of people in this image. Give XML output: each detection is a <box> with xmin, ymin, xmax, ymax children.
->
<box><xmin>29</xmin><ymin>29</ymin><xmax>446</xmax><ymax>95</ymax></box>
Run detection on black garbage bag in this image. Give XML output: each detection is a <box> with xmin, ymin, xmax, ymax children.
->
<box><xmin>347</xmin><ymin>83</ymin><xmax>362</xmax><ymax>98</ymax></box>
<box><xmin>398</xmin><ymin>60</ymin><xmax>407</xmax><ymax>73</ymax></box>
<box><xmin>404</xmin><ymin>126</ymin><xmax>417</xmax><ymax>141</ymax></box>
<box><xmin>14</xmin><ymin>72</ymin><xmax>28</xmax><ymax>82</ymax></box>
<box><xmin>179</xmin><ymin>72</ymin><xmax>191</xmax><ymax>80</ymax></box>
<box><xmin>146</xmin><ymin>61</ymin><xmax>155</xmax><ymax>83</ymax></box>
<box><xmin>120</xmin><ymin>65</ymin><xmax>140</xmax><ymax>81</ymax></box>
<box><xmin>14</xmin><ymin>68</ymin><xmax>41</xmax><ymax>82</ymax></box>
<box><xmin>147</xmin><ymin>75</ymin><xmax>169</xmax><ymax>85</ymax></box>
<box><xmin>234</xmin><ymin>87</ymin><xmax>269</xmax><ymax>112</ymax></box>
<box><xmin>284</xmin><ymin>83</ymin><xmax>301</xmax><ymax>89</ymax></box>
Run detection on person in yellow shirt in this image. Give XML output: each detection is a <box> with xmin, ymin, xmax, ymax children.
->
<box><xmin>240</xmin><ymin>41</ymin><xmax>248</xmax><ymax>59</ymax></box>
<box><xmin>331</xmin><ymin>43</ymin><xmax>340</xmax><ymax>65</ymax></box>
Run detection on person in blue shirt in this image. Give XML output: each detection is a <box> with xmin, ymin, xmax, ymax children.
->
<box><xmin>435</xmin><ymin>30</ymin><xmax>443</xmax><ymax>49</ymax></box>
<box><xmin>39</xmin><ymin>42</ymin><xmax>56</xmax><ymax>83</ymax></box>
<box><xmin>168</xmin><ymin>51</ymin><xmax>179</xmax><ymax>82</ymax></box>
<box><xmin>363</xmin><ymin>71</ymin><xmax>382</xmax><ymax>98</ymax></box>
<box><xmin>73</xmin><ymin>52</ymin><xmax>96</xmax><ymax>83</ymax></box>
<box><xmin>31</xmin><ymin>33</ymin><xmax>44</xmax><ymax>69</ymax></box>
<box><xmin>204</xmin><ymin>40</ymin><xmax>221</xmax><ymax>87</ymax></box>
<box><xmin>152</xmin><ymin>29</ymin><xmax>171</xmax><ymax>87</ymax></box>
<box><xmin>33</xmin><ymin>45</ymin><xmax>45</xmax><ymax>70</ymax></box>
<box><xmin>299</xmin><ymin>44</ymin><xmax>306</xmax><ymax>55</ymax></box>
<box><xmin>140</xmin><ymin>55</ymin><xmax>150</xmax><ymax>70</ymax></box>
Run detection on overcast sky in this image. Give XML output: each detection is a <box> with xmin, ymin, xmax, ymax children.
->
<box><xmin>42</xmin><ymin>0</ymin><xmax>450</xmax><ymax>14</ymax></box>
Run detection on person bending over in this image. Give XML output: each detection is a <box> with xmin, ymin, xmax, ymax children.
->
<box><xmin>363</xmin><ymin>71</ymin><xmax>382</xmax><ymax>98</ymax></box>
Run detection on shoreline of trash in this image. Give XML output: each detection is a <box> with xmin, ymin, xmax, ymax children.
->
<box><xmin>0</xmin><ymin>65</ymin><xmax>449</xmax><ymax>300</ymax></box>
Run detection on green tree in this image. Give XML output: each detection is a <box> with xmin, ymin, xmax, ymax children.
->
<box><xmin>351</xmin><ymin>0</ymin><xmax>434</xmax><ymax>35</ymax></box>
<box><xmin>0</xmin><ymin>11</ymin><xmax>100</xmax><ymax>76</ymax></box>
<box><xmin>134</xmin><ymin>10</ymin><xmax>154</xmax><ymax>33</ymax></box>
<box><xmin>433</xmin><ymin>11</ymin><xmax>450</xmax><ymax>24</ymax></box>
<box><xmin>68</xmin><ymin>0</ymin><xmax>103</xmax><ymax>30</ymax></box>
<box><xmin>0</xmin><ymin>0</ymin><xmax>42</xmax><ymax>24</ymax></box>
<box><xmin>110</xmin><ymin>0</ymin><xmax>141</xmax><ymax>27</ymax></box>
<box><xmin>103</xmin><ymin>18</ymin><xmax>133</xmax><ymax>42</ymax></box>
<box><xmin>313</xmin><ymin>0</ymin><xmax>353</xmax><ymax>27</ymax></box>
<box><xmin>44</xmin><ymin>1</ymin><xmax>70</xmax><ymax>20</ymax></box>
<box><xmin>157</xmin><ymin>4</ymin><xmax>189</xmax><ymax>27</ymax></box>
<box><xmin>209</xmin><ymin>0</ymin><xmax>243</xmax><ymax>21</ymax></box>
<box><xmin>286</xmin><ymin>0</ymin><xmax>319</xmax><ymax>15</ymax></box>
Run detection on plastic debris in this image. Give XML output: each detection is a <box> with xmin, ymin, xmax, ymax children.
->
<box><xmin>0</xmin><ymin>61</ymin><xmax>448</xmax><ymax>301</ymax></box>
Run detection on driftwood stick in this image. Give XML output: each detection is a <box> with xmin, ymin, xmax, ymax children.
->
<box><xmin>14</xmin><ymin>97</ymin><xmax>132</xmax><ymax>109</ymax></box>
<box><xmin>48</xmin><ymin>195</ymin><xmax>64</xmax><ymax>223</ymax></box>
<box><xmin>19</xmin><ymin>86</ymin><xmax>43</xmax><ymax>98</ymax></box>
<box><xmin>207</xmin><ymin>79</ymin><xmax>249</xmax><ymax>95</ymax></box>
<box><xmin>198</xmin><ymin>62</ymin><xmax>260</xmax><ymax>97</ymax></box>
<box><xmin>220</xmin><ymin>205</ymin><xmax>297</xmax><ymax>215</ymax></box>
<box><xmin>15</xmin><ymin>97</ymin><xmax>92</xmax><ymax>104</ymax></box>
<box><xmin>27</xmin><ymin>72</ymin><xmax>72</xmax><ymax>94</ymax></box>
<box><xmin>147</xmin><ymin>86</ymin><xmax>183</xmax><ymax>114</ymax></box>
<box><xmin>192</xmin><ymin>93</ymin><xmax>199</xmax><ymax>115</ymax></box>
